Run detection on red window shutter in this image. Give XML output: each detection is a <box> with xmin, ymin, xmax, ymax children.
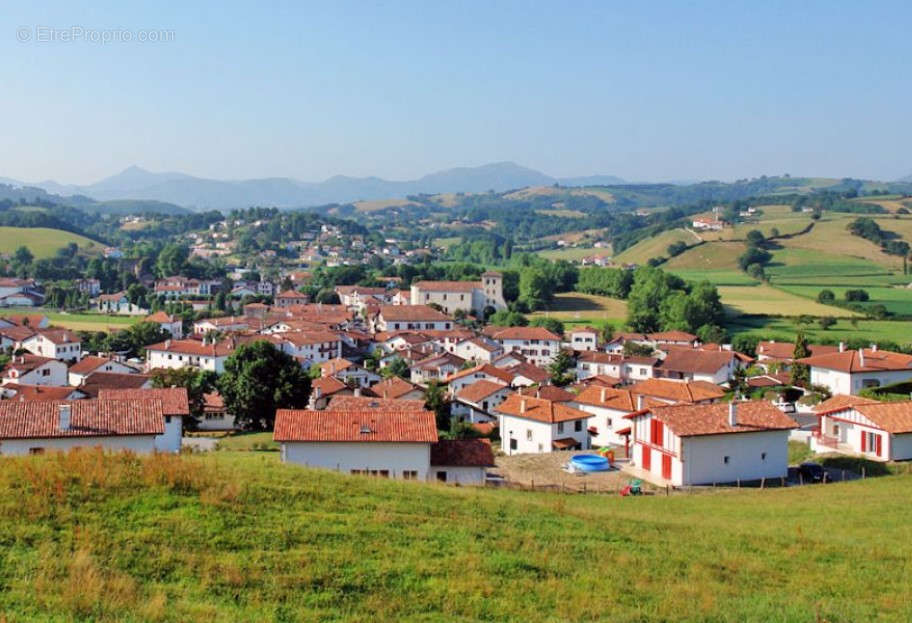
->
<box><xmin>861</xmin><ymin>432</ymin><xmax>867</xmax><ymax>452</ymax></box>
<box><xmin>642</xmin><ymin>446</ymin><xmax>651</xmax><ymax>470</ymax></box>
<box><xmin>662</xmin><ymin>454</ymin><xmax>672</xmax><ymax>480</ymax></box>
<box><xmin>876</xmin><ymin>435</ymin><xmax>882</xmax><ymax>457</ymax></box>
<box><xmin>655</xmin><ymin>420</ymin><xmax>664</xmax><ymax>447</ymax></box>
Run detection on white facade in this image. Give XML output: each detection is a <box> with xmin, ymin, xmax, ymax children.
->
<box><xmin>568</xmin><ymin>329</ymin><xmax>599</xmax><ymax>351</ymax></box>
<box><xmin>68</xmin><ymin>360</ymin><xmax>138</xmax><ymax>386</ymax></box>
<box><xmin>281</xmin><ymin>441</ymin><xmax>432</xmax><ymax>480</ymax></box>
<box><xmin>810</xmin><ymin>367</ymin><xmax>912</xmax><ymax>396</ymax></box>
<box><xmin>813</xmin><ymin>407</ymin><xmax>911</xmax><ymax>461</ymax></box>
<box><xmin>578</xmin><ymin>404</ymin><xmax>632</xmax><ymax>447</ymax></box>
<box><xmin>453</xmin><ymin>340</ymin><xmax>503</xmax><ymax>363</ymax></box>
<box><xmin>21</xmin><ymin>333</ymin><xmax>82</xmax><ymax>363</ymax></box>
<box><xmin>497</xmin><ymin>337</ymin><xmax>561</xmax><ymax>367</ymax></box>
<box><xmin>430</xmin><ymin>465</ymin><xmax>486</xmax><ymax>485</ymax></box>
<box><xmin>155</xmin><ymin>416</ymin><xmax>183</xmax><ymax>453</ymax></box>
<box><xmin>146</xmin><ymin>348</ymin><xmax>228</xmax><ymax>374</ymax></box>
<box><xmin>0</xmin><ymin>435</ymin><xmax>157</xmax><ymax>456</ymax></box>
<box><xmin>498</xmin><ymin>414</ymin><xmax>589</xmax><ymax>456</ymax></box>
<box><xmin>2</xmin><ymin>360</ymin><xmax>68</xmax><ymax>386</ymax></box>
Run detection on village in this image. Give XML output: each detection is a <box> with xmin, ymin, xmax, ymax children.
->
<box><xmin>3</xmin><ymin>264</ymin><xmax>911</xmax><ymax>493</ymax></box>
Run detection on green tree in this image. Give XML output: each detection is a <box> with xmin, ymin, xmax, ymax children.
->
<box><xmin>156</xmin><ymin>244</ymin><xmax>190</xmax><ymax>277</ymax></box>
<box><xmin>382</xmin><ymin>356</ymin><xmax>410</xmax><ymax>380</ymax></box>
<box><xmin>790</xmin><ymin>333</ymin><xmax>811</xmax><ymax>387</ymax></box>
<box><xmin>13</xmin><ymin>246</ymin><xmax>34</xmax><ymax>265</ymax></box>
<box><xmin>548</xmin><ymin>350</ymin><xmax>575</xmax><ymax>386</ymax></box>
<box><xmin>818</xmin><ymin>316</ymin><xmax>837</xmax><ymax>330</ymax></box>
<box><xmin>150</xmin><ymin>367</ymin><xmax>217</xmax><ymax>431</ymax></box>
<box><xmin>626</xmin><ymin>266</ymin><xmax>671</xmax><ymax>332</ymax></box>
<box><xmin>529</xmin><ymin>316</ymin><xmax>564</xmax><ymax>336</ymax></box>
<box><xmin>817</xmin><ymin>289</ymin><xmax>835</xmax><ymax>304</ymax></box>
<box><xmin>424</xmin><ymin>380</ymin><xmax>451</xmax><ymax>431</ymax></box>
<box><xmin>217</xmin><ymin>341</ymin><xmax>311</xmax><ymax>431</ymax></box>
<box><xmin>745</xmin><ymin>230</ymin><xmax>765</xmax><ymax>247</ymax></box>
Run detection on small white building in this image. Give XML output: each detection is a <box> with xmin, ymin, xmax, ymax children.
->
<box><xmin>627</xmin><ymin>401</ymin><xmax>796</xmax><ymax>486</ymax></box>
<box><xmin>798</xmin><ymin>347</ymin><xmax>912</xmax><ymax>396</ymax></box>
<box><xmin>98</xmin><ymin>387</ymin><xmax>189</xmax><ymax>453</ymax></box>
<box><xmin>0</xmin><ymin>399</ymin><xmax>164</xmax><ymax>456</ymax></box>
<box><xmin>2</xmin><ymin>354</ymin><xmax>68</xmax><ymax>387</ymax></box>
<box><xmin>575</xmin><ymin>385</ymin><xmax>646</xmax><ymax>449</ymax></box>
<box><xmin>490</xmin><ymin>327</ymin><xmax>563</xmax><ymax>368</ymax></box>
<box><xmin>144</xmin><ymin>311</ymin><xmax>184</xmax><ymax>339</ymax></box>
<box><xmin>429</xmin><ymin>439</ymin><xmax>495</xmax><ymax>485</ymax></box>
<box><xmin>410</xmin><ymin>272</ymin><xmax>506</xmax><ymax>316</ymax></box>
<box><xmin>656</xmin><ymin>349</ymin><xmax>745</xmax><ymax>385</ymax></box>
<box><xmin>452</xmin><ymin>337</ymin><xmax>504</xmax><ymax>364</ymax></box>
<box><xmin>495</xmin><ymin>393</ymin><xmax>592</xmax><ymax>456</ymax></box>
<box><xmin>67</xmin><ymin>356</ymin><xmax>138</xmax><ymax>387</ymax></box>
<box><xmin>274</xmin><ymin>408</ymin><xmax>439</xmax><ymax>480</ymax></box>
<box><xmin>21</xmin><ymin>329</ymin><xmax>82</xmax><ymax>363</ymax></box>
<box><xmin>567</xmin><ymin>327</ymin><xmax>600</xmax><ymax>352</ymax></box>
<box><xmin>451</xmin><ymin>379</ymin><xmax>513</xmax><ymax>424</ymax></box>
<box><xmin>145</xmin><ymin>338</ymin><xmax>236</xmax><ymax>374</ymax></box>
<box><xmin>319</xmin><ymin>358</ymin><xmax>381</xmax><ymax>388</ymax></box>
<box><xmin>372</xmin><ymin>305</ymin><xmax>453</xmax><ymax>332</ymax></box>
<box><xmin>445</xmin><ymin>363</ymin><xmax>517</xmax><ymax>394</ymax></box>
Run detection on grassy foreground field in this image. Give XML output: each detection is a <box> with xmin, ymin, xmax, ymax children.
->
<box><xmin>0</xmin><ymin>227</ymin><xmax>103</xmax><ymax>259</ymax></box>
<box><xmin>2</xmin><ymin>451</ymin><xmax>912</xmax><ymax>622</ymax></box>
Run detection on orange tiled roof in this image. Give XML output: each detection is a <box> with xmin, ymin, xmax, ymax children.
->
<box><xmin>0</xmin><ymin>399</ymin><xmax>165</xmax><ymax>439</ymax></box>
<box><xmin>636</xmin><ymin>400</ymin><xmax>797</xmax><ymax>437</ymax></box>
<box><xmin>274</xmin><ymin>409</ymin><xmax>438</xmax><ymax>443</ymax></box>
<box><xmin>495</xmin><ymin>393</ymin><xmax>590</xmax><ymax>424</ymax></box>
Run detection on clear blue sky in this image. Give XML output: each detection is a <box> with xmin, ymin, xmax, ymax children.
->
<box><xmin>2</xmin><ymin>0</ymin><xmax>911</xmax><ymax>184</ymax></box>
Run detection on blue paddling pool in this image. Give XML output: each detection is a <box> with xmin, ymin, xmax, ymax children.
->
<box><xmin>570</xmin><ymin>454</ymin><xmax>611</xmax><ymax>472</ymax></box>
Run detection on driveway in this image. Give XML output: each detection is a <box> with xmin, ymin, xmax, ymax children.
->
<box><xmin>182</xmin><ymin>436</ymin><xmax>219</xmax><ymax>452</ymax></box>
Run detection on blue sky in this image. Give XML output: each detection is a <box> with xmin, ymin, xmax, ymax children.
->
<box><xmin>2</xmin><ymin>0</ymin><xmax>911</xmax><ymax>184</ymax></box>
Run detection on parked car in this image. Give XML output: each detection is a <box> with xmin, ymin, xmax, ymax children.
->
<box><xmin>798</xmin><ymin>462</ymin><xmax>825</xmax><ymax>483</ymax></box>
<box><xmin>773</xmin><ymin>400</ymin><xmax>796</xmax><ymax>413</ymax></box>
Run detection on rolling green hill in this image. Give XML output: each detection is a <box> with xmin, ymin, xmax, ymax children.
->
<box><xmin>0</xmin><ymin>226</ymin><xmax>104</xmax><ymax>258</ymax></box>
<box><xmin>2</xmin><ymin>451</ymin><xmax>911</xmax><ymax>622</ymax></box>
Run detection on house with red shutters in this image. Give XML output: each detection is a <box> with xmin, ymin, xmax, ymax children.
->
<box><xmin>812</xmin><ymin>398</ymin><xmax>912</xmax><ymax>461</ymax></box>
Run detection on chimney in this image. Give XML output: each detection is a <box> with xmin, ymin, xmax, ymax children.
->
<box><xmin>520</xmin><ymin>398</ymin><xmax>527</xmax><ymax>414</ymax></box>
<box><xmin>838</xmin><ymin>342</ymin><xmax>845</xmax><ymax>353</ymax></box>
<box><xmin>165</xmin><ymin>339</ymin><xmax>171</xmax><ymax>349</ymax></box>
<box><xmin>858</xmin><ymin>348</ymin><xmax>865</xmax><ymax>367</ymax></box>
<box><xmin>354</xmin><ymin>387</ymin><xmax>362</xmax><ymax>397</ymax></box>
<box><xmin>728</xmin><ymin>401</ymin><xmax>737</xmax><ymax>427</ymax></box>
<box><xmin>871</xmin><ymin>343</ymin><xmax>878</xmax><ymax>352</ymax></box>
<box><xmin>315</xmin><ymin>387</ymin><xmax>322</xmax><ymax>399</ymax></box>
<box><xmin>600</xmin><ymin>387</ymin><xmax>607</xmax><ymax>403</ymax></box>
<box><xmin>636</xmin><ymin>394</ymin><xmax>643</xmax><ymax>411</ymax></box>
<box><xmin>58</xmin><ymin>404</ymin><xmax>71</xmax><ymax>431</ymax></box>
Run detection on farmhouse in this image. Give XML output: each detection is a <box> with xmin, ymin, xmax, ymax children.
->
<box><xmin>495</xmin><ymin>393</ymin><xmax>592</xmax><ymax>456</ymax></box>
<box><xmin>372</xmin><ymin>305</ymin><xmax>453</xmax><ymax>332</ymax></box>
<box><xmin>0</xmin><ymin>399</ymin><xmax>164</xmax><ymax>456</ymax></box>
<box><xmin>567</xmin><ymin>326</ymin><xmax>600</xmax><ymax>351</ymax></box>
<box><xmin>627</xmin><ymin>401</ymin><xmax>796</xmax><ymax>486</ymax></box>
<box><xmin>798</xmin><ymin>347</ymin><xmax>912</xmax><ymax>395</ymax></box>
<box><xmin>21</xmin><ymin>329</ymin><xmax>82</xmax><ymax>363</ymax></box>
<box><xmin>145</xmin><ymin>338</ymin><xmax>236</xmax><ymax>374</ymax></box>
<box><xmin>655</xmin><ymin>349</ymin><xmax>745</xmax><ymax>385</ymax></box>
<box><xmin>451</xmin><ymin>379</ymin><xmax>512</xmax><ymax>424</ymax></box>
<box><xmin>98</xmin><ymin>387</ymin><xmax>188</xmax><ymax>453</ymax></box>
<box><xmin>144</xmin><ymin>311</ymin><xmax>184</xmax><ymax>339</ymax></box>
<box><xmin>813</xmin><ymin>399</ymin><xmax>912</xmax><ymax>461</ymax></box>
<box><xmin>692</xmin><ymin>217</ymin><xmax>724</xmax><ymax>231</ymax></box>
<box><xmin>1</xmin><ymin>354</ymin><xmax>68</xmax><ymax>387</ymax></box>
<box><xmin>575</xmin><ymin>386</ymin><xmax>662</xmax><ymax>449</ymax></box>
<box><xmin>67</xmin><ymin>356</ymin><xmax>139</xmax><ymax>386</ymax></box>
<box><xmin>275</xmin><ymin>289</ymin><xmax>309</xmax><ymax>308</ymax></box>
<box><xmin>490</xmin><ymin>326</ymin><xmax>562</xmax><ymax>367</ymax></box>
<box><xmin>274</xmin><ymin>408</ymin><xmax>438</xmax><ymax>480</ymax></box>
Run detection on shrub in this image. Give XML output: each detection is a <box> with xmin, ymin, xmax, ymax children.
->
<box><xmin>845</xmin><ymin>289</ymin><xmax>869</xmax><ymax>302</ymax></box>
<box><xmin>817</xmin><ymin>289</ymin><xmax>835</xmax><ymax>304</ymax></box>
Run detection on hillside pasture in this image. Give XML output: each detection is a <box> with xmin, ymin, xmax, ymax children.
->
<box><xmin>778</xmin><ymin>285</ymin><xmax>912</xmax><ymax>316</ymax></box>
<box><xmin>538</xmin><ymin>247</ymin><xmax>611</xmax><ymax>261</ymax></box>
<box><xmin>3</xmin><ymin>451</ymin><xmax>912</xmax><ymax>621</ymax></box>
<box><xmin>765</xmin><ymin>247</ymin><xmax>896</xmax><ymax>281</ymax></box>
<box><xmin>0</xmin><ymin>227</ymin><xmax>103</xmax><ymax>259</ymax></box>
<box><xmin>716</xmin><ymin>285</ymin><xmax>858</xmax><ymax>317</ymax></box>
<box><xmin>3</xmin><ymin>307</ymin><xmax>140</xmax><ymax>331</ymax></box>
<box><xmin>663</xmin><ymin>241</ymin><xmax>745</xmax><ymax>271</ymax></box>
<box><xmin>727</xmin><ymin>315</ymin><xmax>912</xmax><ymax>345</ymax></box>
<box><xmin>353</xmin><ymin>198</ymin><xmax>419</xmax><ymax>212</ymax></box>
<box><xmin>613</xmin><ymin>228</ymin><xmax>700</xmax><ymax>265</ymax></box>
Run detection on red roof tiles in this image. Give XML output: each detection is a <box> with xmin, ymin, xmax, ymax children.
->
<box><xmin>274</xmin><ymin>409</ymin><xmax>438</xmax><ymax>443</ymax></box>
<box><xmin>98</xmin><ymin>387</ymin><xmax>190</xmax><ymax>416</ymax></box>
<box><xmin>0</xmin><ymin>399</ymin><xmax>165</xmax><ymax>439</ymax></box>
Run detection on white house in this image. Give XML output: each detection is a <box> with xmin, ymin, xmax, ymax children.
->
<box><xmin>2</xmin><ymin>354</ymin><xmax>68</xmax><ymax>387</ymax></box>
<box><xmin>410</xmin><ymin>352</ymin><xmax>465</xmax><ymax>386</ymax></box>
<box><xmin>445</xmin><ymin>363</ymin><xmax>517</xmax><ymax>394</ymax></box>
<box><xmin>21</xmin><ymin>329</ymin><xmax>82</xmax><ymax>363</ymax></box>
<box><xmin>575</xmin><ymin>385</ymin><xmax>646</xmax><ymax>449</ymax></box>
<box><xmin>145</xmin><ymin>338</ymin><xmax>237</xmax><ymax>374</ymax></box>
<box><xmin>567</xmin><ymin>327</ymin><xmax>600</xmax><ymax>352</ymax></box>
<box><xmin>275</xmin><ymin>331</ymin><xmax>343</xmax><ymax>366</ymax></box>
<box><xmin>0</xmin><ymin>278</ymin><xmax>44</xmax><ymax>307</ymax></box>
<box><xmin>319</xmin><ymin>358</ymin><xmax>381</xmax><ymax>388</ymax></box>
<box><xmin>626</xmin><ymin>378</ymin><xmax>726</xmax><ymax>405</ymax></box>
<box><xmin>144</xmin><ymin>311</ymin><xmax>184</xmax><ymax>339</ymax></box>
<box><xmin>452</xmin><ymin>337</ymin><xmax>503</xmax><ymax>364</ymax></box>
<box><xmin>0</xmin><ymin>399</ymin><xmax>164</xmax><ymax>456</ymax></box>
<box><xmin>495</xmin><ymin>393</ymin><xmax>592</xmax><ymax>456</ymax></box>
<box><xmin>369</xmin><ymin>376</ymin><xmax>425</xmax><ymax>401</ymax></box>
<box><xmin>274</xmin><ymin>408</ymin><xmax>439</xmax><ymax>480</ymax></box>
<box><xmin>813</xmin><ymin>399</ymin><xmax>912</xmax><ymax>461</ymax></box>
<box><xmin>98</xmin><ymin>387</ymin><xmax>188</xmax><ymax>453</ymax></box>
<box><xmin>372</xmin><ymin>305</ymin><xmax>453</xmax><ymax>332</ymax></box>
<box><xmin>67</xmin><ymin>356</ymin><xmax>138</xmax><ymax>387</ymax></box>
<box><xmin>798</xmin><ymin>347</ymin><xmax>912</xmax><ymax>396</ymax></box>
<box><xmin>451</xmin><ymin>379</ymin><xmax>513</xmax><ymax>424</ymax></box>
<box><xmin>96</xmin><ymin>292</ymin><xmax>147</xmax><ymax>315</ymax></box>
<box><xmin>490</xmin><ymin>327</ymin><xmax>562</xmax><ymax>367</ymax></box>
<box><xmin>626</xmin><ymin>401</ymin><xmax>796</xmax><ymax>486</ymax></box>
<box><xmin>655</xmin><ymin>349</ymin><xmax>745</xmax><ymax>385</ymax></box>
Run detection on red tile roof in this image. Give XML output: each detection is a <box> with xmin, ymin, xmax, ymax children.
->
<box><xmin>2</xmin><ymin>384</ymin><xmax>83</xmax><ymax>401</ymax></box>
<box><xmin>636</xmin><ymin>400</ymin><xmax>797</xmax><ymax>437</ymax></box>
<box><xmin>146</xmin><ymin>338</ymin><xmax>236</xmax><ymax>357</ymax></box>
<box><xmin>144</xmin><ymin>311</ymin><xmax>179</xmax><ymax>323</ymax></box>
<box><xmin>98</xmin><ymin>387</ymin><xmax>190</xmax><ymax>416</ymax></box>
<box><xmin>659</xmin><ymin>349</ymin><xmax>737</xmax><ymax>374</ymax></box>
<box><xmin>517</xmin><ymin>385</ymin><xmax>575</xmax><ymax>402</ymax></box>
<box><xmin>627</xmin><ymin>378</ymin><xmax>725</xmax><ymax>403</ymax></box>
<box><xmin>798</xmin><ymin>348</ymin><xmax>912</xmax><ymax>373</ymax></box>
<box><xmin>430</xmin><ymin>439</ymin><xmax>495</xmax><ymax>467</ymax></box>
<box><xmin>445</xmin><ymin>363</ymin><xmax>515</xmax><ymax>385</ymax></box>
<box><xmin>378</xmin><ymin>305</ymin><xmax>451</xmax><ymax>322</ymax></box>
<box><xmin>370</xmin><ymin>376</ymin><xmax>423</xmax><ymax>400</ymax></box>
<box><xmin>412</xmin><ymin>280</ymin><xmax>478</xmax><ymax>292</ymax></box>
<box><xmin>495</xmin><ymin>393</ymin><xmax>590</xmax><ymax>424</ymax></box>
<box><xmin>492</xmin><ymin>327</ymin><xmax>561</xmax><ymax>341</ymax></box>
<box><xmin>274</xmin><ymin>409</ymin><xmax>438</xmax><ymax>443</ymax></box>
<box><xmin>311</xmin><ymin>376</ymin><xmax>350</xmax><ymax>398</ymax></box>
<box><xmin>68</xmin><ymin>356</ymin><xmax>119</xmax><ymax>375</ymax></box>
<box><xmin>757</xmin><ymin>341</ymin><xmax>839</xmax><ymax>361</ymax></box>
<box><xmin>457</xmin><ymin>379</ymin><xmax>510</xmax><ymax>403</ymax></box>
<box><xmin>852</xmin><ymin>402</ymin><xmax>912</xmax><ymax>434</ymax></box>
<box><xmin>3</xmin><ymin>354</ymin><xmax>59</xmax><ymax>375</ymax></box>
<box><xmin>327</xmin><ymin>395</ymin><xmax>427</xmax><ymax>412</ymax></box>
<box><xmin>0</xmin><ymin>399</ymin><xmax>165</xmax><ymax>439</ymax></box>
<box><xmin>79</xmin><ymin>372</ymin><xmax>152</xmax><ymax>396</ymax></box>
<box><xmin>506</xmin><ymin>362</ymin><xmax>550</xmax><ymax>383</ymax></box>
<box><xmin>35</xmin><ymin>329</ymin><xmax>80</xmax><ymax>345</ymax></box>
<box><xmin>814</xmin><ymin>394</ymin><xmax>878</xmax><ymax>414</ymax></box>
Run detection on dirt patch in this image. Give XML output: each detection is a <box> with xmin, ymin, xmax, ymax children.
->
<box><xmin>491</xmin><ymin>450</ymin><xmax>633</xmax><ymax>493</ymax></box>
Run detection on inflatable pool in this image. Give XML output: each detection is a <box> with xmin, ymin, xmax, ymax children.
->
<box><xmin>570</xmin><ymin>454</ymin><xmax>611</xmax><ymax>472</ymax></box>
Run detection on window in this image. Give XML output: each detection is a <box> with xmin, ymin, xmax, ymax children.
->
<box><xmin>761</xmin><ymin>452</ymin><xmax>767</xmax><ymax>461</ymax></box>
<box><xmin>165</xmin><ymin>416</ymin><xmax>172</xmax><ymax>424</ymax></box>
<box><xmin>29</xmin><ymin>447</ymin><xmax>45</xmax><ymax>455</ymax></box>
<box><xmin>606</xmin><ymin>417</ymin><xmax>613</xmax><ymax>427</ymax></box>
<box><xmin>369</xmin><ymin>469</ymin><xmax>390</xmax><ymax>478</ymax></box>
<box><xmin>402</xmin><ymin>470</ymin><xmax>417</xmax><ymax>480</ymax></box>
<box><xmin>575</xmin><ymin>420</ymin><xmax>583</xmax><ymax>432</ymax></box>
<box><xmin>526</xmin><ymin>429</ymin><xmax>533</xmax><ymax>441</ymax></box>
<box><xmin>350</xmin><ymin>469</ymin><xmax>363</xmax><ymax>475</ymax></box>
<box><xmin>436</xmin><ymin>471</ymin><xmax>447</xmax><ymax>482</ymax></box>
<box><xmin>723</xmin><ymin>456</ymin><xmax>730</xmax><ymax>464</ymax></box>
<box><xmin>509</xmin><ymin>438</ymin><xmax>517</xmax><ymax>450</ymax></box>
<box><xmin>557</xmin><ymin>422</ymin><xmax>564</xmax><ymax>434</ymax></box>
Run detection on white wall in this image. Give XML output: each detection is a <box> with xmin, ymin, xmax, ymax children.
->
<box><xmin>0</xmin><ymin>435</ymin><xmax>157</xmax><ymax>456</ymax></box>
<box><xmin>155</xmin><ymin>416</ymin><xmax>182</xmax><ymax>453</ymax></box>
<box><xmin>281</xmin><ymin>441</ymin><xmax>432</xmax><ymax>480</ymax></box>
<box><xmin>890</xmin><ymin>433</ymin><xmax>912</xmax><ymax>461</ymax></box>
<box><xmin>430</xmin><ymin>466</ymin><xmax>486</xmax><ymax>485</ymax></box>
<box><xmin>811</xmin><ymin>368</ymin><xmax>912</xmax><ymax>396</ymax></box>
<box><xmin>578</xmin><ymin>404</ymin><xmax>629</xmax><ymax>447</ymax></box>
<box><xmin>499</xmin><ymin>415</ymin><xmax>554</xmax><ymax>455</ymax></box>
<box><xmin>681</xmin><ymin>430</ymin><xmax>789</xmax><ymax>486</ymax></box>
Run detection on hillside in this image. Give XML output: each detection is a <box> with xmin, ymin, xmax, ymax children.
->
<box><xmin>2</xmin><ymin>451</ymin><xmax>911</xmax><ymax>621</ymax></box>
<box><xmin>0</xmin><ymin>226</ymin><xmax>103</xmax><ymax>258</ymax></box>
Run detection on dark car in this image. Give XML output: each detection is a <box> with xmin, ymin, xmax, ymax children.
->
<box><xmin>798</xmin><ymin>462</ymin><xmax>825</xmax><ymax>483</ymax></box>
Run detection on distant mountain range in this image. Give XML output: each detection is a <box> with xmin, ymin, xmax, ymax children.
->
<box><xmin>1</xmin><ymin>162</ymin><xmax>627</xmax><ymax>211</ymax></box>
<box><xmin>898</xmin><ymin>173</ymin><xmax>912</xmax><ymax>183</ymax></box>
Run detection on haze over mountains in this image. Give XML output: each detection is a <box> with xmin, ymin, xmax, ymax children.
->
<box><xmin>2</xmin><ymin>162</ymin><xmax>626</xmax><ymax>211</ymax></box>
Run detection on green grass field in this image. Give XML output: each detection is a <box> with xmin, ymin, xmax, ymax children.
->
<box><xmin>538</xmin><ymin>247</ymin><xmax>612</xmax><ymax>261</ymax></box>
<box><xmin>529</xmin><ymin>292</ymin><xmax>627</xmax><ymax>324</ymax></box>
<box><xmin>2</xmin><ymin>307</ymin><xmax>141</xmax><ymax>331</ymax></box>
<box><xmin>727</xmin><ymin>316</ymin><xmax>912</xmax><ymax>345</ymax></box>
<box><xmin>215</xmin><ymin>432</ymin><xmax>278</xmax><ymax>451</ymax></box>
<box><xmin>716</xmin><ymin>284</ymin><xmax>857</xmax><ymax>317</ymax></box>
<box><xmin>778</xmin><ymin>285</ymin><xmax>912</xmax><ymax>316</ymax></box>
<box><xmin>3</xmin><ymin>450</ymin><xmax>912</xmax><ymax>621</ymax></box>
<box><xmin>0</xmin><ymin>227</ymin><xmax>104</xmax><ymax>259</ymax></box>
<box><xmin>613</xmin><ymin>228</ymin><xmax>700</xmax><ymax>265</ymax></box>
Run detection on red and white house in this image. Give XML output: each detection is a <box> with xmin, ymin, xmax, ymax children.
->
<box><xmin>813</xmin><ymin>399</ymin><xmax>912</xmax><ymax>461</ymax></box>
<box><xmin>626</xmin><ymin>401</ymin><xmax>796</xmax><ymax>486</ymax></box>
<box><xmin>490</xmin><ymin>326</ymin><xmax>562</xmax><ymax>367</ymax></box>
